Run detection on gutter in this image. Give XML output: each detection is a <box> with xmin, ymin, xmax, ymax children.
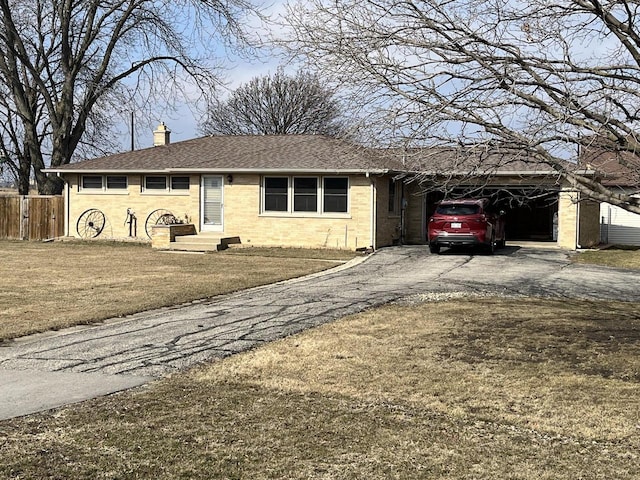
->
<box><xmin>399</xmin><ymin>169</ymin><xmax>597</xmax><ymax>177</ymax></box>
<box><xmin>576</xmin><ymin>197</ymin><xmax>581</xmax><ymax>249</ymax></box>
<box><xmin>44</xmin><ymin>167</ymin><xmax>391</xmax><ymax>175</ymax></box>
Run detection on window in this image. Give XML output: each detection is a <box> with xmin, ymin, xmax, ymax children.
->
<box><xmin>264</xmin><ymin>177</ymin><xmax>289</xmax><ymax>211</ymax></box>
<box><xmin>294</xmin><ymin>177</ymin><xmax>318</xmax><ymax>212</ymax></box>
<box><xmin>106</xmin><ymin>175</ymin><xmax>127</xmax><ymax>190</ymax></box>
<box><xmin>144</xmin><ymin>176</ymin><xmax>167</xmax><ymax>190</ymax></box>
<box><xmin>262</xmin><ymin>176</ymin><xmax>349</xmax><ymax>215</ymax></box>
<box><xmin>388</xmin><ymin>179</ymin><xmax>400</xmax><ymax>214</ymax></box>
<box><xmin>171</xmin><ymin>176</ymin><xmax>190</xmax><ymax>190</ymax></box>
<box><xmin>436</xmin><ymin>204</ymin><xmax>480</xmax><ymax>215</ymax></box>
<box><xmin>323</xmin><ymin>178</ymin><xmax>348</xmax><ymax>213</ymax></box>
<box><xmin>143</xmin><ymin>176</ymin><xmax>190</xmax><ymax>193</ymax></box>
<box><xmin>81</xmin><ymin>175</ymin><xmax>103</xmax><ymax>189</ymax></box>
<box><xmin>80</xmin><ymin>175</ymin><xmax>128</xmax><ymax>192</ymax></box>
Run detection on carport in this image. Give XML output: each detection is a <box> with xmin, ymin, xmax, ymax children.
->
<box><xmin>402</xmin><ymin>172</ymin><xmax>599</xmax><ymax>250</ymax></box>
<box><xmin>422</xmin><ymin>187</ymin><xmax>559</xmax><ymax>242</ymax></box>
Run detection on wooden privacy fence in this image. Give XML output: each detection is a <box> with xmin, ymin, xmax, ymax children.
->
<box><xmin>0</xmin><ymin>195</ymin><xmax>64</xmax><ymax>240</ymax></box>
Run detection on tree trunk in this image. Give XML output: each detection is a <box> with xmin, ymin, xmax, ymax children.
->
<box><xmin>17</xmin><ymin>154</ymin><xmax>31</xmax><ymax>195</ymax></box>
<box><xmin>37</xmin><ymin>173</ymin><xmax>64</xmax><ymax>195</ymax></box>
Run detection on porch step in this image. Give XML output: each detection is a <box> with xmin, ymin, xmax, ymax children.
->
<box><xmin>169</xmin><ymin>233</ymin><xmax>241</xmax><ymax>252</ymax></box>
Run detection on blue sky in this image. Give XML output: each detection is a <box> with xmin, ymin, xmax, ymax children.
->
<box><xmin>127</xmin><ymin>0</ymin><xmax>291</xmax><ymax>149</ymax></box>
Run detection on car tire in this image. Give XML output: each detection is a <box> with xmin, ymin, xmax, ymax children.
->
<box><xmin>497</xmin><ymin>238</ymin><xmax>506</xmax><ymax>249</ymax></box>
<box><xmin>429</xmin><ymin>243</ymin><xmax>441</xmax><ymax>254</ymax></box>
<box><xmin>487</xmin><ymin>235</ymin><xmax>495</xmax><ymax>255</ymax></box>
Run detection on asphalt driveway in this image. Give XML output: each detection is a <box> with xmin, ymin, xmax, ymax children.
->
<box><xmin>1</xmin><ymin>245</ymin><xmax>639</xmax><ymax>419</ymax></box>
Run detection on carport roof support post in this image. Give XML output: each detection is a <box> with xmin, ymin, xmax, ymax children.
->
<box><xmin>558</xmin><ymin>190</ymin><xmax>578</xmax><ymax>249</ymax></box>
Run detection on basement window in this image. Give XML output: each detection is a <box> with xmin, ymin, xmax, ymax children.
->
<box><xmin>143</xmin><ymin>175</ymin><xmax>190</xmax><ymax>193</ymax></box>
<box><xmin>81</xmin><ymin>175</ymin><xmax>103</xmax><ymax>190</ymax></box>
<box><xmin>171</xmin><ymin>176</ymin><xmax>190</xmax><ymax>190</ymax></box>
<box><xmin>80</xmin><ymin>175</ymin><xmax>129</xmax><ymax>193</ymax></box>
<box><xmin>144</xmin><ymin>176</ymin><xmax>167</xmax><ymax>190</ymax></box>
<box><xmin>106</xmin><ymin>175</ymin><xmax>127</xmax><ymax>190</ymax></box>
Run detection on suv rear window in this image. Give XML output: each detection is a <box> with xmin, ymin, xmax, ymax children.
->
<box><xmin>436</xmin><ymin>204</ymin><xmax>480</xmax><ymax>215</ymax></box>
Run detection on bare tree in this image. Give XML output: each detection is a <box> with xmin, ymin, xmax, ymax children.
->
<box><xmin>0</xmin><ymin>0</ymin><xmax>257</xmax><ymax>195</ymax></box>
<box><xmin>201</xmin><ymin>69</ymin><xmax>347</xmax><ymax>136</ymax></box>
<box><xmin>282</xmin><ymin>0</ymin><xmax>640</xmax><ymax>214</ymax></box>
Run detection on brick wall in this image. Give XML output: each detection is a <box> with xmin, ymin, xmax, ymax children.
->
<box><xmin>404</xmin><ymin>184</ymin><xmax>426</xmax><ymax>244</ymax></box>
<box><xmin>66</xmin><ymin>174</ymin><xmax>200</xmax><ymax>240</ymax></box>
<box><xmin>225</xmin><ymin>174</ymin><xmax>375</xmax><ymax>250</ymax></box>
<box><xmin>558</xmin><ymin>190</ymin><xmax>602</xmax><ymax>249</ymax></box>
<box><xmin>557</xmin><ymin>190</ymin><xmax>578</xmax><ymax>249</ymax></box>
<box><xmin>578</xmin><ymin>198</ymin><xmax>601</xmax><ymax>248</ymax></box>
<box><xmin>65</xmin><ymin>173</ymin><xmax>379</xmax><ymax>250</ymax></box>
<box><xmin>375</xmin><ymin>176</ymin><xmax>402</xmax><ymax>247</ymax></box>
<box><xmin>66</xmin><ymin>172</ymin><xmax>594</xmax><ymax>250</ymax></box>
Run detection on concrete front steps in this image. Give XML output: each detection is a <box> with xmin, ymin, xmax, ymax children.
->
<box><xmin>169</xmin><ymin>232</ymin><xmax>241</xmax><ymax>252</ymax></box>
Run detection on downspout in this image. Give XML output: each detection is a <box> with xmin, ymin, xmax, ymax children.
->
<box><xmin>368</xmin><ymin>172</ymin><xmax>376</xmax><ymax>250</ymax></box>
<box><xmin>421</xmin><ymin>194</ymin><xmax>428</xmax><ymax>244</ymax></box>
<box><xmin>400</xmin><ymin>182</ymin><xmax>407</xmax><ymax>244</ymax></box>
<box><xmin>575</xmin><ymin>195</ymin><xmax>581</xmax><ymax>249</ymax></box>
<box><xmin>64</xmin><ymin>174</ymin><xmax>70</xmax><ymax>237</ymax></box>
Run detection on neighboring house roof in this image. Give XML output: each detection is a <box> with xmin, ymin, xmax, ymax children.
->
<box><xmin>47</xmin><ymin>135</ymin><xmax>402</xmax><ymax>174</ymax></box>
<box><xmin>579</xmin><ymin>145</ymin><xmax>640</xmax><ymax>187</ymax></box>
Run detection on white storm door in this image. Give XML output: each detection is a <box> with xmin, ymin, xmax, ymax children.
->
<box><xmin>201</xmin><ymin>175</ymin><xmax>224</xmax><ymax>232</ymax></box>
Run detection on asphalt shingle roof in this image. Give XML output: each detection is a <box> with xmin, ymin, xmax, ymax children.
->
<box><xmin>50</xmin><ymin>135</ymin><xmax>400</xmax><ymax>173</ymax></box>
<box><xmin>580</xmin><ymin>146</ymin><xmax>640</xmax><ymax>187</ymax></box>
<box><xmin>48</xmin><ymin>133</ymin><xmax>582</xmax><ymax>177</ymax></box>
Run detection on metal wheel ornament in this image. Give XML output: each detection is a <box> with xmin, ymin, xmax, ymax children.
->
<box><xmin>145</xmin><ymin>209</ymin><xmax>177</xmax><ymax>238</ymax></box>
<box><xmin>76</xmin><ymin>208</ymin><xmax>106</xmax><ymax>239</ymax></box>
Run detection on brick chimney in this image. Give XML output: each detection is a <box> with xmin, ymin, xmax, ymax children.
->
<box><xmin>153</xmin><ymin>122</ymin><xmax>171</xmax><ymax>146</ymax></box>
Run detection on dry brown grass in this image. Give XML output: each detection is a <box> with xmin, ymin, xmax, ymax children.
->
<box><xmin>572</xmin><ymin>246</ymin><xmax>640</xmax><ymax>269</ymax></box>
<box><xmin>0</xmin><ymin>240</ymin><xmax>357</xmax><ymax>341</ymax></box>
<box><xmin>1</xmin><ymin>297</ymin><xmax>638</xmax><ymax>479</ymax></box>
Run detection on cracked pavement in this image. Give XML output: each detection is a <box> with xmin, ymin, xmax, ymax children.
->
<box><xmin>1</xmin><ymin>244</ymin><xmax>639</xmax><ymax>419</ymax></box>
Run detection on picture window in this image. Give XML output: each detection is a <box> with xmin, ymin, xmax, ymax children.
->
<box><xmin>264</xmin><ymin>177</ymin><xmax>289</xmax><ymax>212</ymax></box>
<box><xmin>262</xmin><ymin>176</ymin><xmax>349</xmax><ymax>215</ymax></box>
<box><xmin>323</xmin><ymin>177</ymin><xmax>348</xmax><ymax>213</ymax></box>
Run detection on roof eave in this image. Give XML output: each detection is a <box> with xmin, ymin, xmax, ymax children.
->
<box><xmin>45</xmin><ymin>167</ymin><xmax>390</xmax><ymax>175</ymax></box>
<box><xmin>400</xmin><ymin>169</ymin><xmax>596</xmax><ymax>176</ymax></box>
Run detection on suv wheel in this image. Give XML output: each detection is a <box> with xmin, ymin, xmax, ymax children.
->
<box><xmin>487</xmin><ymin>235</ymin><xmax>495</xmax><ymax>255</ymax></box>
<box><xmin>429</xmin><ymin>243</ymin><xmax>441</xmax><ymax>254</ymax></box>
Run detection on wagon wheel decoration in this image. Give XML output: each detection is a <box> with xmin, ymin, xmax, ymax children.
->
<box><xmin>145</xmin><ymin>209</ymin><xmax>178</xmax><ymax>238</ymax></box>
<box><xmin>76</xmin><ymin>208</ymin><xmax>106</xmax><ymax>239</ymax></box>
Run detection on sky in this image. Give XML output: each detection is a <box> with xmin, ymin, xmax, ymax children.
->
<box><xmin>126</xmin><ymin>0</ymin><xmax>292</xmax><ymax>150</ymax></box>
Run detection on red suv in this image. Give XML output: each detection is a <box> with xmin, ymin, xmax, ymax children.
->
<box><xmin>427</xmin><ymin>198</ymin><xmax>506</xmax><ymax>254</ymax></box>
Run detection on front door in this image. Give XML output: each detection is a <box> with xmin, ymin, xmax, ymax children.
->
<box><xmin>201</xmin><ymin>175</ymin><xmax>224</xmax><ymax>232</ymax></box>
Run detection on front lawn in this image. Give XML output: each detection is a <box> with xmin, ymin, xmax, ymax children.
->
<box><xmin>0</xmin><ymin>240</ymin><xmax>357</xmax><ymax>341</ymax></box>
<box><xmin>572</xmin><ymin>245</ymin><xmax>640</xmax><ymax>269</ymax></box>
<box><xmin>0</xmin><ymin>297</ymin><xmax>638</xmax><ymax>479</ymax></box>
<box><xmin>1</xmin><ymin>241</ymin><xmax>639</xmax><ymax>478</ymax></box>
